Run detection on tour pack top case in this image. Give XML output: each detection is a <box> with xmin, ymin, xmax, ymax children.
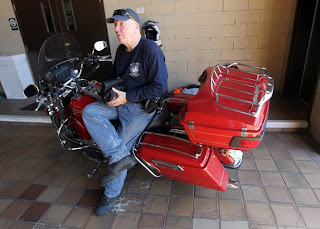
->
<box><xmin>179</xmin><ymin>63</ymin><xmax>274</xmax><ymax>151</ymax></box>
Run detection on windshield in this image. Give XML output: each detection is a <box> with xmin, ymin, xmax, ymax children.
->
<box><xmin>38</xmin><ymin>33</ymin><xmax>82</xmax><ymax>79</ymax></box>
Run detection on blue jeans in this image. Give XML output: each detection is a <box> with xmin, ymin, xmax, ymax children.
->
<box><xmin>82</xmin><ymin>101</ymin><xmax>154</xmax><ymax>198</ymax></box>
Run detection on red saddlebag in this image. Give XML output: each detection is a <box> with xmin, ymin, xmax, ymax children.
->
<box><xmin>135</xmin><ymin>132</ymin><xmax>229</xmax><ymax>191</ymax></box>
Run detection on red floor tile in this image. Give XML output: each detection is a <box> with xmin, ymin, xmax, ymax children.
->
<box><xmin>19</xmin><ymin>202</ymin><xmax>51</xmax><ymax>222</ymax></box>
<box><xmin>138</xmin><ymin>213</ymin><xmax>164</xmax><ymax>228</ymax></box>
<box><xmin>0</xmin><ymin>200</ymin><xmax>31</xmax><ymax>220</ymax></box>
<box><xmin>18</xmin><ymin>184</ymin><xmax>47</xmax><ymax>200</ymax></box>
<box><xmin>1</xmin><ymin>183</ymin><xmax>29</xmax><ymax>198</ymax></box>
<box><xmin>76</xmin><ymin>189</ymin><xmax>104</xmax><ymax>207</ymax></box>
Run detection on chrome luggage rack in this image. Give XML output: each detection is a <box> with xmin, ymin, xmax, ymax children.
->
<box><xmin>211</xmin><ymin>63</ymin><xmax>274</xmax><ymax>117</ymax></box>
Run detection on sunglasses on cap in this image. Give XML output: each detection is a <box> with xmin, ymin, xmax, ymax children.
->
<box><xmin>113</xmin><ymin>9</ymin><xmax>137</xmax><ymax>24</ymax></box>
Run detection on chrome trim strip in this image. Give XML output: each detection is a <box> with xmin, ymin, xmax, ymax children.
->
<box><xmin>136</xmin><ymin>132</ymin><xmax>203</xmax><ymax>159</ymax></box>
<box><xmin>168</xmin><ymin>98</ymin><xmax>190</xmax><ymax>102</ymax></box>
<box><xmin>140</xmin><ymin>142</ymin><xmax>202</xmax><ymax>159</ymax></box>
<box><xmin>152</xmin><ymin>159</ymin><xmax>184</xmax><ymax>171</ymax></box>
<box><xmin>169</xmin><ymin>129</ymin><xmax>187</xmax><ymax>135</ymax></box>
<box><xmin>143</xmin><ymin>132</ymin><xmax>192</xmax><ymax>144</ymax></box>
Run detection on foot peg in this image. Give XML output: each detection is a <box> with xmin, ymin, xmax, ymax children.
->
<box><xmin>227</xmin><ymin>179</ymin><xmax>239</xmax><ymax>189</ymax></box>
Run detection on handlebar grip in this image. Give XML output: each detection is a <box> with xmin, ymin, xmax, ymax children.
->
<box><xmin>99</xmin><ymin>77</ymin><xmax>123</xmax><ymax>99</ymax></box>
<box><xmin>81</xmin><ymin>55</ymin><xmax>112</xmax><ymax>65</ymax></box>
<box><xmin>98</xmin><ymin>56</ymin><xmax>112</xmax><ymax>62</ymax></box>
<box><xmin>102</xmin><ymin>77</ymin><xmax>123</xmax><ymax>89</ymax></box>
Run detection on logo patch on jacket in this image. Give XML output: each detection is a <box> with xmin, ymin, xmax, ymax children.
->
<box><xmin>129</xmin><ymin>63</ymin><xmax>140</xmax><ymax>77</ymax></box>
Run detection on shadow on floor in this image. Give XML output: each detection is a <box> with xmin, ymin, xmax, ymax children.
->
<box><xmin>269</xmin><ymin>96</ymin><xmax>310</xmax><ymax>120</ymax></box>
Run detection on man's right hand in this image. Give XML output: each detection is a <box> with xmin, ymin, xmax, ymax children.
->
<box><xmin>107</xmin><ymin>87</ymin><xmax>127</xmax><ymax>106</ymax></box>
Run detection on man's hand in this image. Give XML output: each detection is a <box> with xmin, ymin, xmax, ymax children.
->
<box><xmin>107</xmin><ymin>87</ymin><xmax>127</xmax><ymax>106</ymax></box>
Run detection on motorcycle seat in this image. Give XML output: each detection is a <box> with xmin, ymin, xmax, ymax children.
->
<box><xmin>144</xmin><ymin>101</ymin><xmax>170</xmax><ymax>131</ymax></box>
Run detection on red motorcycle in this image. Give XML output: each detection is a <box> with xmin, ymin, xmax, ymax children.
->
<box><xmin>24</xmin><ymin>33</ymin><xmax>274</xmax><ymax>192</ymax></box>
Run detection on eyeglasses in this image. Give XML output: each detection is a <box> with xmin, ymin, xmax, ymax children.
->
<box><xmin>113</xmin><ymin>9</ymin><xmax>137</xmax><ymax>24</ymax></box>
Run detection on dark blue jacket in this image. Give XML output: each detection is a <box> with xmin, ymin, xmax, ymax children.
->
<box><xmin>113</xmin><ymin>37</ymin><xmax>168</xmax><ymax>103</ymax></box>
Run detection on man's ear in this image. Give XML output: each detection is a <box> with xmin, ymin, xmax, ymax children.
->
<box><xmin>136</xmin><ymin>23</ymin><xmax>140</xmax><ymax>31</ymax></box>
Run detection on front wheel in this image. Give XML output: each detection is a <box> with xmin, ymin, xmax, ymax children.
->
<box><xmin>51</xmin><ymin>115</ymin><xmax>61</xmax><ymax>130</ymax></box>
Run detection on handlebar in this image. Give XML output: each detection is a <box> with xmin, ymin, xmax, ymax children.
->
<box><xmin>40</xmin><ymin>54</ymin><xmax>113</xmax><ymax>98</ymax></box>
<box><xmin>75</xmin><ymin>54</ymin><xmax>112</xmax><ymax>80</ymax></box>
<box><xmin>100</xmin><ymin>77</ymin><xmax>124</xmax><ymax>102</ymax></box>
<box><xmin>97</xmin><ymin>55</ymin><xmax>112</xmax><ymax>62</ymax></box>
<box><xmin>81</xmin><ymin>55</ymin><xmax>112</xmax><ymax>65</ymax></box>
<box><xmin>102</xmin><ymin>77</ymin><xmax>123</xmax><ymax>90</ymax></box>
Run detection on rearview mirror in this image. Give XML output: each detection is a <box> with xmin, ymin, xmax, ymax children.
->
<box><xmin>94</xmin><ymin>41</ymin><xmax>107</xmax><ymax>52</ymax></box>
<box><xmin>24</xmin><ymin>84</ymin><xmax>39</xmax><ymax>98</ymax></box>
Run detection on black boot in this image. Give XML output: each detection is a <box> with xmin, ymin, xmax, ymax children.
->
<box><xmin>100</xmin><ymin>155</ymin><xmax>136</xmax><ymax>186</ymax></box>
<box><xmin>95</xmin><ymin>194</ymin><xmax>121</xmax><ymax>216</ymax></box>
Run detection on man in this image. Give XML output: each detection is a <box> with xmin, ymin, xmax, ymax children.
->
<box><xmin>82</xmin><ymin>8</ymin><xmax>168</xmax><ymax>216</ymax></box>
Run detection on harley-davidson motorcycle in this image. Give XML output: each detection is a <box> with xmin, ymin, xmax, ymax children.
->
<box><xmin>24</xmin><ymin>33</ymin><xmax>274</xmax><ymax>192</ymax></box>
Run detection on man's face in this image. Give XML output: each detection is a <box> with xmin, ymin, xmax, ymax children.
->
<box><xmin>114</xmin><ymin>19</ymin><xmax>137</xmax><ymax>46</ymax></box>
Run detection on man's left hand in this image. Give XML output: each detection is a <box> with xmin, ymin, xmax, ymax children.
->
<box><xmin>107</xmin><ymin>87</ymin><xmax>127</xmax><ymax>106</ymax></box>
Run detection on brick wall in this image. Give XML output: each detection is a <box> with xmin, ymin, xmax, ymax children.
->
<box><xmin>104</xmin><ymin>0</ymin><xmax>296</xmax><ymax>91</ymax></box>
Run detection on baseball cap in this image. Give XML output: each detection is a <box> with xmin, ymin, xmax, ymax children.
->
<box><xmin>106</xmin><ymin>8</ymin><xmax>140</xmax><ymax>24</ymax></box>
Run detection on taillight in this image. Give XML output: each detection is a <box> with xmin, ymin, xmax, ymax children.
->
<box><xmin>229</xmin><ymin>134</ymin><xmax>263</xmax><ymax>149</ymax></box>
<box><xmin>239</xmin><ymin>139</ymin><xmax>261</xmax><ymax>148</ymax></box>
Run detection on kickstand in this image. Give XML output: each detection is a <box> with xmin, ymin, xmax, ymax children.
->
<box><xmin>87</xmin><ymin>162</ymin><xmax>102</xmax><ymax>178</ymax></box>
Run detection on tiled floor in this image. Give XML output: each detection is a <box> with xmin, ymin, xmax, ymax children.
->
<box><xmin>0</xmin><ymin>122</ymin><xmax>320</xmax><ymax>229</ymax></box>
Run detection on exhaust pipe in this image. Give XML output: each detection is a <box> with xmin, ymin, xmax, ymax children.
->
<box><xmin>227</xmin><ymin>179</ymin><xmax>239</xmax><ymax>189</ymax></box>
